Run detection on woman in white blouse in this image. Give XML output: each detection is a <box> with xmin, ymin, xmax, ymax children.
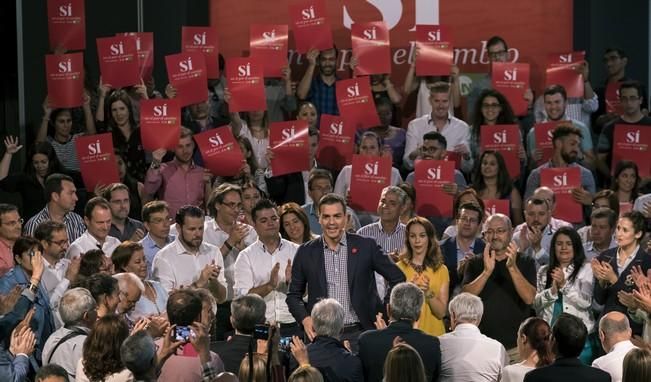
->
<box><xmin>533</xmin><ymin>226</ymin><xmax>595</xmax><ymax>363</ymax></box>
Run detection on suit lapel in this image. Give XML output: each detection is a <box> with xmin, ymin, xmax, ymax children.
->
<box><xmin>317</xmin><ymin>237</ymin><xmax>328</xmax><ymax>294</ymax></box>
<box><xmin>346</xmin><ymin>233</ymin><xmax>358</xmax><ymax>292</ymax></box>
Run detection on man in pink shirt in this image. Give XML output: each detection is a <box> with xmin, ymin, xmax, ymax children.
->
<box><xmin>0</xmin><ymin>204</ymin><xmax>22</xmax><ymax>276</ymax></box>
<box><xmin>145</xmin><ymin>127</ymin><xmax>209</xmax><ymax>217</ymax></box>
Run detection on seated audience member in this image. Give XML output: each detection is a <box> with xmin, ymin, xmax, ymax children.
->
<box><xmin>238</xmin><ymin>353</ymin><xmax>269</xmax><ymax>382</ymax></box>
<box><xmin>234</xmin><ymin>199</ymin><xmax>299</xmax><ymax>336</ymax></box>
<box><xmin>463</xmin><ymin>213</ymin><xmax>536</xmax><ymax>359</ymax></box>
<box><xmin>396</xmin><ymin>217</ymin><xmax>449</xmax><ymax>336</ymax></box>
<box><xmin>0</xmin><ymin>237</ymin><xmax>54</xmax><ymax>362</ymax></box>
<box><xmin>75</xmin><ymin>314</ymin><xmax>133</xmax><ymax>382</ymax></box>
<box><xmin>240</xmin><ymin>181</ymin><xmax>263</xmax><ymax>226</ymax></box>
<box><xmin>358</xmin><ymin>282</ymin><xmax>441</xmax><ymax>382</ymax></box>
<box><xmin>0</xmin><ymin>204</ymin><xmax>23</xmax><ymax>276</ymax></box>
<box><xmin>502</xmin><ymin>317</ymin><xmax>553</xmax><ymax>382</ymax></box>
<box><xmin>211</xmin><ymin>294</ymin><xmax>266</xmax><ymax>374</ymax></box>
<box><xmin>441</xmin><ymin>189</ymin><xmax>485</xmax><ymax>240</ymax></box>
<box><xmin>472</xmin><ymin>150</ymin><xmax>524</xmax><ymax>225</ymax></box>
<box><xmin>382</xmin><ymin>343</ymin><xmax>428</xmax><ymax>382</ymax></box>
<box><xmin>279</xmin><ymin>202</ymin><xmax>315</xmax><ymax>245</ymax></box>
<box><xmin>102</xmin><ymin>183</ymin><xmax>146</xmax><ymax>242</ymax></box>
<box><xmin>66</xmin><ymin>197</ymin><xmax>121</xmax><ymax>260</ymax></box>
<box><xmin>139</xmin><ymin>200</ymin><xmax>175</xmax><ymax>278</ymax></box>
<box><xmin>438</xmin><ymin>293</ymin><xmax>508</xmax><ymax>382</ymax></box>
<box><xmin>592</xmin><ymin>312</ymin><xmax>638</xmax><ymax>382</ymax></box>
<box><xmin>533</xmin><ymin>227</ymin><xmax>596</xmax><ymax>363</ymax></box>
<box><xmin>112</xmin><ymin>272</ymin><xmax>144</xmax><ymax>320</ymax></box>
<box><xmin>145</xmin><ymin>127</ymin><xmax>208</xmax><ymax>217</ymax></box>
<box><xmin>77</xmin><ymin>273</ymin><xmax>119</xmax><ymax>319</ymax></box>
<box><xmin>157</xmin><ymin>289</ymin><xmax>225</xmax><ymax>381</ymax></box>
<box><xmin>362</xmin><ymin>98</ymin><xmax>407</xmax><ymax>169</ymax></box>
<box><xmin>23</xmin><ymin>173</ymin><xmax>85</xmax><ymax>243</ymax></box>
<box><xmin>583</xmin><ymin>208</ymin><xmax>618</xmax><ymax>260</ymax></box>
<box><xmin>111</xmin><ymin>241</ymin><xmax>168</xmax><ymax>321</ymax></box>
<box><xmin>531</xmin><ymin>186</ymin><xmax>574</xmax><ymax>231</ymax></box>
<box><xmin>42</xmin><ymin>288</ymin><xmax>96</xmax><ymax>379</ymax></box>
<box><xmin>35</xmin><ymin>364</ymin><xmax>71</xmax><ymax>382</ymax></box>
<box><xmin>404</xmin><ymin>132</ymin><xmax>467</xmax><ymax>191</ymax></box>
<box><xmin>292</xmin><ymin>298</ymin><xmax>363</xmax><ymax>382</ymax></box>
<box><xmin>523</xmin><ymin>313</ymin><xmax>610</xmax><ymax>382</ymax></box>
<box><xmin>622</xmin><ymin>347</ymin><xmax>651</xmax><ymax>382</ymax></box>
<box><xmin>440</xmin><ymin>203</ymin><xmax>486</xmax><ymax>297</ymax></box>
<box><xmin>592</xmin><ymin>211</ymin><xmax>651</xmax><ymax>336</ymax></box>
<box><xmin>115</xmin><ymin>154</ymin><xmax>147</xmax><ymax>221</ymax></box>
<box><xmin>611</xmin><ymin>161</ymin><xmax>640</xmax><ymax>209</ymax></box>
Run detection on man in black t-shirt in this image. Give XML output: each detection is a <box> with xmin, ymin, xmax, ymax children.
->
<box><xmin>462</xmin><ymin>213</ymin><xmax>536</xmax><ymax>362</ymax></box>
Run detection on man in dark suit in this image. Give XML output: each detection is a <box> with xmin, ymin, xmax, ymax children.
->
<box><xmin>524</xmin><ymin>313</ymin><xmax>611</xmax><ymax>382</ymax></box>
<box><xmin>211</xmin><ymin>294</ymin><xmax>266</xmax><ymax>373</ymax></box>
<box><xmin>286</xmin><ymin>193</ymin><xmax>405</xmax><ymax>349</ymax></box>
<box><xmin>358</xmin><ymin>282</ymin><xmax>441</xmax><ymax>382</ymax></box>
<box><xmin>440</xmin><ymin>202</ymin><xmax>486</xmax><ymax>297</ymax></box>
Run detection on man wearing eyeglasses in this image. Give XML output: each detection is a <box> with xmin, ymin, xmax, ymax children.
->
<box><xmin>0</xmin><ymin>204</ymin><xmax>21</xmax><ymax>277</ymax></box>
<box><xmin>462</xmin><ymin>213</ymin><xmax>536</xmax><ymax>361</ymax></box>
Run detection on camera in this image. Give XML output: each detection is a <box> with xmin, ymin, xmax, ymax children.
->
<box><xmin>175</xmin><ymin>326</ymin><xmax>193</xmax><ymax>342</ymax></box>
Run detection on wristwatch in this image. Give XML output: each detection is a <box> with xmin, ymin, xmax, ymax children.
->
<box><xmin>150</xmin><ymin>160</ymin><xmax>161</xmax><ymax>170</ymax></box>
<box><xmin>28</xmin><ymin>282</ymin><xmax>39</xmax><ymax>294</ymax></box>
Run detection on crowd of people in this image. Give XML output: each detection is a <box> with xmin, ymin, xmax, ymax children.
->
<box><xmin>0</xmin><ymin>18</ymin><xmax>651</xmax><ymax>382</ymax></box>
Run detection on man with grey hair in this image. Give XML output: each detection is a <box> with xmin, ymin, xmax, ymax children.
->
<box><xmin>358</xmin><ymin>282</ymin><xmax>441</xmax><ymax>382</ymax></box>
<box><xmin>592</xmin><ymin>311</ymin><xmax>637</xmax><ymax>382</ymax></box>
<box><xmin>42</xmin><ymin>288</ymin><xmax>97</xmax><ymax>379</ymax></box>
<box><xmin>298</xmin><ymin>298</ymin><xmax>363</xmax><ymax>381</ymax></box>
<box><xmin>357</xmin><ymin>186</ymin><xmax>407</xmax><ymax>299</ymax></box>
<box><xmin>439</xmin><ymin>293</ymin><xmax>508</xmax><ymax>382</ymax></box>
<box><xmin>113</xmin><ymin>272</ymin><xmax>144</xmax><ymax>317</ymax></box>
<box><xmin>462</xmin><ymin>213</ymin><xmax>536</xmax><ymax>361</ymax></box>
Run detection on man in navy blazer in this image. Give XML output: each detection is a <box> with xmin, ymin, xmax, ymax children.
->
<box><xmin>286</xmin><ymin>193</ymin><xmax>405</xmax><ymax>344</ymax></box>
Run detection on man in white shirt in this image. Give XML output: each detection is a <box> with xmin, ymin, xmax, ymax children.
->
<box><xmin>592</xmin><ymin>311</ymin><xmax>638</xmax><ymax>382</ymax></box>
<box><xmin>66</xmin><ymin>197</ymin><xmax>121</xmax><ymax>260</ymax></box>
<box><xmin>203</xmin><ymin>183</ymin><xmax>257</xmax><ymax>339</ymax></box>
<box><xmin>439</xmin><ymin>292</ymin><xmax>508</xmax><ymax>382</ymax></box>
<box><xmin>403</xmin><ymin>82</ymin><xmax>471</xmax><ymax>172</ymax></box>
<box><xmin>234</xmin><ymin>199</ymin><xmax>299</xmax><ymax>336</ymax></box>
<box><xmin>152</xmin><ymin>205</ymin><xmax>227</xmax><ymax>303</ymax></box>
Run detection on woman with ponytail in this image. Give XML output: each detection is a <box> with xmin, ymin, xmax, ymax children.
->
<box><xmin>502</xmin><ymin>317</ymin><xmax>553</xmax><ymax>382</ymax></box>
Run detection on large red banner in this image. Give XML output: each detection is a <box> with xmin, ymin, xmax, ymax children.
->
<box><xmin>349</xmin><ymin>154</ymin><xmax>392</xmax><ymax>212</ymax></box>
<box><xmin>75</xmin><ymin>134</ymin><xmax>120</xmax><ymax>191</ymax></box>
<box><xmin>210</xmin><ymin>0</ymin><xmax>572</xmax><ymax>95</ymax></box>
<box><xmin>47</xmin><ymin>0</ymin><xmax>85</xmax><ymax>51</ymax></box>
<box><xmin>194</xmin><ymin>126</ymin><xmax>245</xmax><ymax>177</ymax></box>
<box><xmin>139</xmin><ymin>99</ymin><xmax>181</xmax><ymax>151</ymax></box>
<box><xmin>351</xmin><ymin>21</ymin><xmax>391</xmax><ymax>75</ymax></box>
<box><xmin>45</xmin><ymin>52</ymin><xmax>84</xmax><ymax>109</ymax></box>
<box><xmin>316</xmin><ymin>114</ymin><xmax>356</xmax><ymax>171</ymax></box>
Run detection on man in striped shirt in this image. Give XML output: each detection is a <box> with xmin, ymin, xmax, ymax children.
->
<box><xmin>23</xmin><ymin>173</ymin><xmax>85</xmax><ymax>243</ymax></box>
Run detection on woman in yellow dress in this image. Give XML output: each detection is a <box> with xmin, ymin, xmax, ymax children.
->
<box><xmin>397</xmin><ymin>216</ymin><xmax>450</xmax><ymax>336</ymax></box>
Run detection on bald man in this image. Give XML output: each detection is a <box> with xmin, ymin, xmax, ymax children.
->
<box><xmin>592</xmin><ymin>311</ymin><xmax>638</xmax><ymax>382</ymax></box>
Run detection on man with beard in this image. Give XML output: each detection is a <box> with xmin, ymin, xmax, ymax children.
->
<box><xmin>462</xmin><ymin>213</ymin><xmax>536</xmax><ymax>362</ymax></box>
<box><xmin>297</xmin><ymin>48</ymin><xmax>340</xmax><ymax>117</ymax></box>
<box><xmin>152</xmin><ymin>205</ymin><xmax>226</xmax><ymax>303</ymax></box>
<box><xmin>103</xmin><ymin>183</ymin><xmax>146</xmax><ymax>242</ymax></box>
<box><xmin>524</xmin><ymin>124</ymin><xmax>596</xmax><ymax>202</ymax></box>
<box><xmin>145</xmin><ymin>127</ymin><xmax>209</xmax><ymax>218</ymax></box>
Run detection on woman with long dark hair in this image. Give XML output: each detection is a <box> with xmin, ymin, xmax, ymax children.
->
<box><xmin>611</xmin><ymin>160</ymin><xmax>640</xmax><ymax>209</ymax></box>
<box><xmin>382</xmin><ymin>343</ymin><xmax>427</xmax><ymax>382</ymax></box>
<box><xmin>279</xmin><ymin>202</ymin><xmax>314</xmax><ymax>245</ymax></box>
<box><xmin>473</xmin><ymin>150</ymin><xmax>523</xmax><ymax>225</ymax></box>
<box><xmin>534</xmin><ymin>227</ymin><xmax>595</xmax><ymax>362</ymax></box>
<box><xmin>502</xmin><ymin>317</ymin><xmax>554</xmax><ymax>382</ymax></box>
<box><xmin>396</xmin><ymin>217</ymin><xmax>449</xmax><ymax>336</ymax></box>
<box><xmin>76</xmin><ymin>315</ymin><xmax>133</xmax><ymax>382</ymax></box>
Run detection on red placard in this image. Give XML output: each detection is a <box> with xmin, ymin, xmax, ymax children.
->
<box><xmin>351</xmin><ymin>21</ymin><xmax>391</xmax><ymax>75</ymax></box>
<box><xmin>182</xmin><ymin>27</ymin><xmax>220</xmax><ymax>79</ymax></box>
<box><xmin>545</xmin><ymin>51</ymin><xmax>585</xmax><ymax>98</ymax></box>
<box><xmin>492</xmin><ymin>62</ymin><xmax>530</xmax><ymax>116</ymax></box>
<box><xmin>96</xmin><ymin>36</ymin><xmax>140</xmax><ymax>88</ymax></box>
<box><xmin>269</xmin><ymin>120</ymin><xmax>311</xmax><ymax>176</ymax></box>
<box><xmin>225</xmin><ymin>57</ymin><xmax>266</xmax><ymax>112</ymax></box>
<box><xmin>480</xmin><ymin>124</ymin><xmax>521</xmax><ymax>178</ymax></box>
<box><xmin>336</xmin><ymin>77</ymin><xmax>380</xmax><ymax>129</ymax></box>
<box><xmin>75</xmin><ymin>134</ymin><xmax>120</xmax><ymax>191</ymax></box>
<box><xmin>606</xmin><ymin>82</ymin><xmax>624</xmax><ymax>115</ymax></box>
<box><xmin>45</xmin><ymin>52</ymin><xmax>84</xmax><ymax>108</ymax></box>
<box><xmin>316</xmin><ymin>114</ymin><xmax>355</xmax><ymax>171</ymax></box>
<box><xmin>194</xmin><ymin>126</ymin><xmax>245</xmax><ymax>177</ymax></box>
<box><xmin>165</xmin><ymin>52</ymin><xmax>209</xmax><ymax>107</ymax></box>
<box><xmin>483</xmin><ymin>199</ymin><xmax>510</xmax><ymax>217</ymax></box>
<box><xmin>444</xmin><ymin>151</ymin><xmax>462</xmax><ymax>170</ymax></box>
<box><xmin>139</xmin><ymin>99</ymin><xmax>181</xmax><ymax>151</ymax></box>
<box><xmin>288</xmin><ymin>0</ymin><xmax>333</xmax><ymax>53</ymax></box>
<box><xmin>250</xmin><ymin>25</ymin><xmax>289</xmax><ymax>78</ymax></box>
<box><xmin>533</xmin><ymin>121</ymin><xmax>558</xmax><ymax>165</ymax></box>
<box><xmin>612</xmin><ymin>125</ymin><xmax>650</xmax><ymax>177</ymax></box>
<box><xmin>47</xmin><ymin>0</ymin><xmax>85</xmax><ymax>51</ymax></box>
<box><xmin>415</xmin><ymin>25</ymin><xmax>453</xmax><ymax>76</ymax></box>
<box><xmin>119</xmin><ymin>32</ymin><xmax>154</xmax><ymax>82</ymax></box>
<box><xmin>414</xmin><ymin>160</ymin><xmax>455</xmax><ymax>217</ymax></box>
<box><xmin>540</xmin><ymin>167</ymin><xmax>582</xmax><ymax>223</ymax></box>
<box><xmin>349</xmin><ymin>155</ymin><xmax>392</xmax><ymax>212</ymax></box>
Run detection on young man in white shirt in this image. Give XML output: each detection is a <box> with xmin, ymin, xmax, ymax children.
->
<box><xmin>234</xmin><ymin>199</ymin><xmax>299</xmax><ymax>336</ymax></box>
<box><xmin>66</xmin><ymin>197</ymin><xmax>121</xmax><ymax>260</ymax></box>
<box><xmin>152</xmin><ymin>205</ymin><xmax>226</xmax><ymax>303</ymax></box>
